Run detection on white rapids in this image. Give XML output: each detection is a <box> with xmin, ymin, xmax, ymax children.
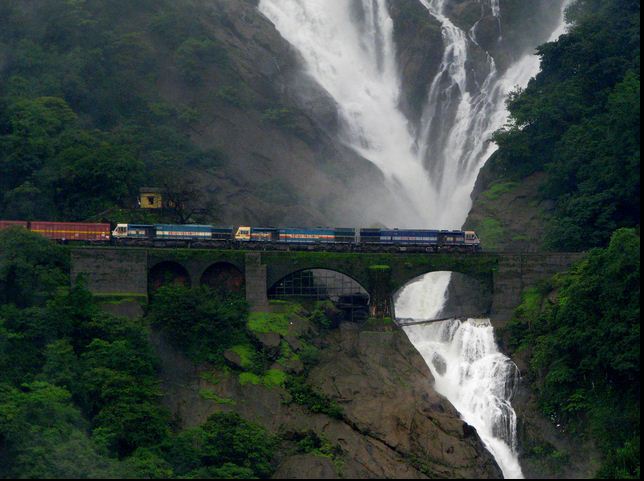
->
<box><xmin>396</xmin><ymin>272</ymin><xmax>523</xmax><ymax>478</ymax></box>
<box><xmin>258</xmin><ymin>0</ymin><xmax>571</xmax><ymax>478</ymax></box>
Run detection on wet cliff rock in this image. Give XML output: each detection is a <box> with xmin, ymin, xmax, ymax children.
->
<box><xmin>151</xmin><ymin>308</ymin><xmax>502</xmax><ymax>478</ymax></box>
<box><xmin>387</xmin><ymin>0</ymin><xmax>444</xmax><ymax>124</ymax></box>
<box><xmin>464</xmin><ymin>167</ymin><xmax>552</xmax><ymax>252</ymax></box>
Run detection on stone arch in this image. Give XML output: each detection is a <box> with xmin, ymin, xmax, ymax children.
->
<box><xmin>393</xmin><ymin>270</ymin><xmax>492</xmax><ymax>322</ymax></box>
<box><xmin>268</xmin><ymin>268</ymin><xmax>370</xmax><ymax>321</ymax></box>
<box><xmin>200</xmin><ymin>262</ymin><xmax>245</xmax><ymax>294</ymax></box>
<box><xmin>148</xmin><ymin>261</ymin><xmax>191</xmax><ymax>292</ymax></box>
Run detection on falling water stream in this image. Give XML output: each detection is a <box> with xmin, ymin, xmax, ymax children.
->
<box><xmin>258</xmin><ymin>0</ymin><xmax>570</xmax><ymax>477</ymax></box>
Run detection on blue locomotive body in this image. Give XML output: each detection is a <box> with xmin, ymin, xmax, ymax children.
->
<box><xmin>112</xmin><ymin>223</ymin><xmax>481</xmax><ymax>251</ymax></box>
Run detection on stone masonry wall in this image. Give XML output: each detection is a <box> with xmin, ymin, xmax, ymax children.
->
<box><xmin>70</xmin><ymin>248</ymin><xmax>148</xmax><ymax>296</ymax></box>
<box><xmin>490</xmin><ymin>252</ymin><xmax>585</xmax><ymax>327</ymax></box>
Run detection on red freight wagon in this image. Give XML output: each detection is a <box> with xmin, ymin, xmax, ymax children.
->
<box><xmin>29</xmin><ymin>221</ymin><xmax>111</xmax><ymax>241</ymax></box>
<box><xmin>0</xmin><ymin>220</ymin><xmax>29</xmax><ymax>230</ymax></box>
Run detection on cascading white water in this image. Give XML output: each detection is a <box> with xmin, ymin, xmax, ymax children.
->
<box><xmin>416</xmin><ymin>0</ymin><xmax>506</xmax><ymax>227</ymax></box>
<box><xmin>258</xmin><ymin>0</ymin><xmax>570</xmax><ymax>477</ymax></box>
<box><xmin>258</xmin><ymin>0</ymin><xmax>436</xmax><ymax>227</ymax></box>
<box><xmin>396</xmin><ymin>273</ymin><xmax>523</xmax><ymax>478</ymax></box>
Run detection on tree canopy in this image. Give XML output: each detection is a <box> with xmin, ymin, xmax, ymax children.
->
<box><xmin>509</xmin><ymin>228</ymin><xmax>640</xmax><ymax>478</ymax></box>
<box><xmin>491</xmin><ymin>0</ymin><xmax>640</xmax><ymax>250</ymax></box>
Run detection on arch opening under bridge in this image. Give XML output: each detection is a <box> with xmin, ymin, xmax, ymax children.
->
<box><xmin>268</xmin><ymin>268</ymin><xmax>370</xmax><ymax>322</ymax></box>
<box><xmin>200</xmin><ymin>262</ymin><xmax>245</xmax><ymax>294</ymax></box>
<box><xmin>148</xmin><ymin>260</ymin><xmax>191</xmax><ymax>293</ymax></box>
<box><xmin>393</xmin><ymin>271</ymin><xmax>493</xmax><ymax>326</ymax></box>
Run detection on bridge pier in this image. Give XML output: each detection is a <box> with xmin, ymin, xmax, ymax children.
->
<box><xmin>490</xmin><ymin>252</ymin><xmax>585</xmax><ymax>327</ymax></box>
<box><xmin>245</xmin><ymin>253</ymin><xmax>269</xmax><ymax>311</ymax></box>
<box><xmin>367</xmin><ymin>265</ymin><xmax>394</xmax><ymax>319</ymax></box>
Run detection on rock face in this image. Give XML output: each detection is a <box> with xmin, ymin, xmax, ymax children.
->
<box><xmin>464</xmin><ymin>160</ymin><xmax>598</xmax><ymax>478</ymax></box>
<box><xmin>174</xmin><ymin>0</ymin><xmax>566</xmax><ymax>228</ymax></box>
<box><xmin>307</xmin><ymin>323</ymin><xmax>502</xmax><ymax>478</ymax></box>
<box><xmin>510</xmin><ymin>377</ymin><xmax>600</xmax><ymax>479</ymax></box>
<box><xmin>151</xmin><ymin>317</ymin><xmax>502</xmax><ymax>479</ymax></box>
<box><xmin>387</xmin><ymin>0</ymin><xmax>443</xmax><ymax>124</ymax></box>
<box><xmin>464</xmin><ymin>169</ymin><xmax>552</xmax><ymax>252</ymax></box>
<box><xmin>150</xmin><ymin>0</ymin><xmax>393</xmax><ymax>228</ymax></box>
<box><xmin>438</xmin><ymin>272</ymin><xmax>492</xmax><ymax>319</ymax></box>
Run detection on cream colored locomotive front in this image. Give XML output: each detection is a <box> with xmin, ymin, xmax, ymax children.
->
<box><xmin>112</xmin><ymin>224</ymin><xmax>128</xmax><ymax>238</ymax></box>
<box><xmin>234</xmin><ymin>226</ymin><xmax>251</xmax><ymax>241</ymax></box>
<box><xmin>464</xmin><ymin>231</ymin><xmax>480</xmax><ymax>246</ymax></box>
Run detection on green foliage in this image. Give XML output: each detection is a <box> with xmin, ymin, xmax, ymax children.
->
<box><xmin>508</xmin><ymin>229</ymin><xmax>640</xmax><ymax>477</ymax></box>
<box><xmin>0</xmin><ymin>382</ymin><xmax>121</xmax><ymax>478</ymax></box>
<box><xmin>289</xmin><ymin>429</ymin><xmax>344</xmax><ymax>470</ymax></box>
<box><xmin>148</xmin><ymin>285</ymin><xmax>248</xmax><ymax>364</ymax></box>
<box><xmin>238</xmin><ymin>369</ymin><xmax>287</xmax><ymax>389</ymax></box>
<box><xmin>0</xmin><ymin>227</ymin><xmax>68</xmax><ymax>307</ymax></box>
<box><xmin>474</xmin><ymin>218</ymin><xmax>504</xmax><ymax>250</ymax></box>
<box><xmin>285</xmin><ymin>376</ymin><xmax>343</xmax><ymax>419</ymax></box>
<box><xmin>175</xmin><ymin>37</ymin><xmax>228</xmax><ymax>84</ymax></box>
<box><xmin>308</xmin><ymin>301</ymin><xmax>335</xmax><ymax>329</ymax></box>
<box><xmin>230</xmin><ymin>343</ymin><xmax>256</xmax><ymax>370</ymax></box>
<box><xmin>298</xmin><ymin>343</ymin><xmax>322</xmax><ymax>368</ymax></box>
<box><xmin>0</xmin><ymin>96</ymin><xmax>144</xmax><ymax>220</ymax></box>
<box><xmin>482</xmin><ymin>181</ymin><xmax>520</xmax><ymax>200</ymax></box>
<box><xmin>0</xmin><ymin>236</ymin><xmax>279</xmax><ymax>477</ymax></box>
<box><xmin>198</xmin><ymin>389</ymin><xmax>235</xmax><ymax>405</ymax></box>
<box><xmin>522</xmin><ymin>440</ymin><xmax>570</xmax><ymax>476</ymax></box>
<box><xmin>163</xmin><ymin>412</ymin><xmax>276</xmax><ymax>478</ymax></box>
<box><xmin>247</xmin><ymin>311</ymin><xmax>291</xmax><ymax>336</ymax></box>
<box><xmin>0</xmin><ymin>1</ymin><xmax>233</xmax><ymax>222</ymax></box>
<box><xmin>262</xmin><ymin>369</ymin><xmax>288</xmax><ymax>389</ymax></box>
<box><xmin>122</xmin><ymin>448</ymin><xmax>174</xmax><ymax>479</ymax></box>
<box><xmin>491</xmin><ymin>0</ymin><xmax>640</xmax><ymax>250</ymax></box>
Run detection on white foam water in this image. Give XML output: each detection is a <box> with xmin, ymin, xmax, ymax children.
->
<box><xmin>396</xmin><ymin>272</ymin><xmax>523</xmax><ymax>478</ymax></box>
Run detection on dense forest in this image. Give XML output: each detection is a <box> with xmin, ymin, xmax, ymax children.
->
<box><xmin>493</xmin><ymin>0</ymin><xmax>640</xmax><ymax>477</ymax></box>
<box><xmin>0</xmin><ymin>1</ymin><xmax>261</xmax><ymax>224</ymax></box>
<box><xmin>508</xmin><ymin>229</ymin><xmax>640</xmax><ymax>478</ymax></box>
<box><xmin>0</xmin><ymin>226</ymin><xmax>347</xmax><ymax>477</ymax></box>
<box><xmin>491</xmin><ymin>0</ymin><xmax>640</xmax><ymax>251</ymax></box>
<box><xmin>0</xmin><ymin>228</ymin><xmax>279</xmax><ymax>477</ymax></box>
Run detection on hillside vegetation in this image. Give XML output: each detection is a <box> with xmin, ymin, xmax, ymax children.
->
<box><xmin>488</xmin><ymin>0</ymin><xmax>640</xmax><ymax>251</ymax></box>
<box><xmin>478</xmin><ymin>0</ymin><xmax>640</xmax><ymax>477</ymax></box>
<box><xmin>0</xmin><ymin>228</ymin><xmax>277</xmax><ymax>477</ymax></box>
<box><xmin>508</xmin><ymin>229</ymin><xmax>640</xmax><ymax>478</ymax></box>
<box><xmin>0</xmin><ymin>0</ymin><xmax>378</xmax><ymax>226</ymax></box>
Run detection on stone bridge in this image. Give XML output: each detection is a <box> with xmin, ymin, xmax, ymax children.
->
<box><xmin>70</xmin><ymin>247</ymin><xmax>584</xmax><ymax>327</ymax></box>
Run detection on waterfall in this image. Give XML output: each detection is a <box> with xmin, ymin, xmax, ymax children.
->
<box><xmin>258</xmin><ymin>0</ymin><xmax>570</xmax><ymax>477</ymax></box>
<box><xmin>257</xmin><ymin>0</ymin><xmax>435</xmax><ymax>227</ymax></box>
<box><xmin>397</xmin><ymin>273</ymin><xmax>523</xmax><ymax>478</ymax></box>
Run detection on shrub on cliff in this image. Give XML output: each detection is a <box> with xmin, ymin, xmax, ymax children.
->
<box><xmin>162</xmin><ymin>412</ymin><xmax>276</xmax><ymax>478</ymax></box>
<box><xmin>148</xmin><ymin>285</ymin><xmax>248</xmax><ymax>363</ymax></box>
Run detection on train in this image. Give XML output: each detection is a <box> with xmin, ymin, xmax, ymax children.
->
<box><xmin>0</xmin><ymin>220</ymin><xmax>482</xmax><ymax>252</ymax></box>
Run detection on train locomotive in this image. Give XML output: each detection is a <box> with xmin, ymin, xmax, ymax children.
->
<box><xmin>111</xmin><ymin>224</ymin><xmax>481</xmax><ymax>252</ymax></box>
<box><xmin>0</xmin><ymin>221</ymin><xmax>481</xmax><ymax>252</ymax></box>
